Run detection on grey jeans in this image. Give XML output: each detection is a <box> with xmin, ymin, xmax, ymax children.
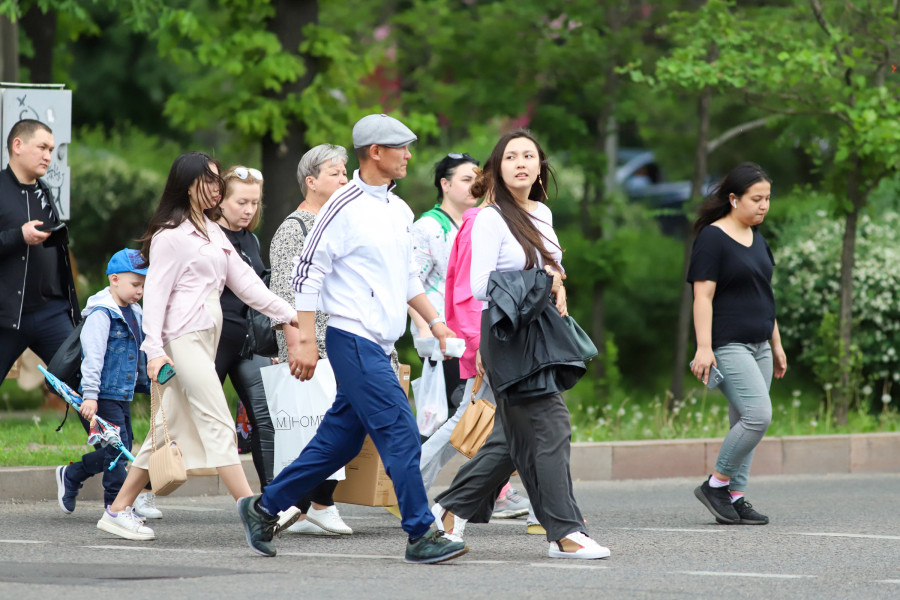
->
<box><xmin>713</xmin><ymin>342</ymin><xmax>774</xmax><ymax>492</ymax></box>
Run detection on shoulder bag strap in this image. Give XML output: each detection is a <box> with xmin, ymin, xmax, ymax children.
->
<box><xmin>287</xmin><ymin>215</ymin><xmax>308</xmax><ymax>237</ymax></box>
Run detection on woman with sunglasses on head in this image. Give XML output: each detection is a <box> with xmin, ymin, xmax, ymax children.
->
<box><xmin>468</xmin><ymin>130</ymin><xmax>609</xmax><ymax>560</ymax></box>
<box><xmin>210</xmin><ymin>165</ymin><xmax>278</xmax><ymax>495</ymax></box>
<box><xmin>96</xmin><ymin>153</ymin><xmax>297</xmax><ymax>542</ymax></box>
<box><xmin>408</xmin><ymin>153</ymin><xmax>480</xmax><ymax>426</ymax></box>
<box><xmin>267</xmin><ymin>144</ymin><xmax>353</xmax><ymax>536</ymax></box>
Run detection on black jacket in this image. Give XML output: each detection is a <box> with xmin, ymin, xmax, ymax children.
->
<box><xmin>481</xmin><ymin>268</ymin><xmax>585</xmax><ymax>403</ymax></box>
<box><xmin>0</xmin><ymin>166</ymin><xmax>79</xmax><ymax>330</ymax></box>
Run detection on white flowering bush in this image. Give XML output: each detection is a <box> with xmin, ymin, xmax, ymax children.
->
<box><xmin>772</xmin><ymin>211</ymin><xmax>900</xmax><ymax>404</ymax></box>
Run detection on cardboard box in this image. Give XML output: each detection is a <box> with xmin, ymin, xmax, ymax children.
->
<box><xmin>398</xmin><ymin>363</ymin><xmax>411</xmax><ymax>396</ymax></box>
<box><xmin>333</xmin><ymin>435</ymin><xmax>397</xmax><ymax>506</ymax></box>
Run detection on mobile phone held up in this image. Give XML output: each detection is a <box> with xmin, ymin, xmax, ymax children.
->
<box><xmin>158</xmin><ymin>363</ymin><xmax>176</xmax><ymax>384</ymax></box>
<box><xmin>35</xmin><ymin>221</ymin><xmax>66</xmax><ymax>232</ymax></box>
<box><xmin>690</xmin><ymin>361</ymin><xmax>725</xmax><ymax>390</ymax></box>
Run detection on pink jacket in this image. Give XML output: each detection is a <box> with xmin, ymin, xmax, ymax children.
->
<box><xmin>445</xmin><ymin>207</ymin><xmax>483</xmax><ymax>379</ymax></box>
<box><xmin>141</xmin><ymin>217</ymin><xmax>294</xmax><ymax>360</ymax></box>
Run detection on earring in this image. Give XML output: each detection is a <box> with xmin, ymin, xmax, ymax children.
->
<box><xmin>538</xmin><ymin>174</ymin><xmax>548</xmax><ymax>199</ymax></box>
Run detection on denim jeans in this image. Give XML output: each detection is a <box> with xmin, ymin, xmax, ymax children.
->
<box><xmin>66</xmin><ymin>398</ymin><xmax>132</xmax><ymax>506</ymax></box>
<box><xmin>713</xmin><ymin>342</ymin><xmax>774</xmax><ymax>492</ymax></box>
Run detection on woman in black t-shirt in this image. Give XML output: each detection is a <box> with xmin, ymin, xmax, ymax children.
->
<box><xmin>213</xmin><ymin>166</ymin><xmax>276</xmax><ymax>490</ymax></box>
<box><xmin>687</xmin><ymin>162</ymin><xmax>787</xmax><ymax>527</ymax></box>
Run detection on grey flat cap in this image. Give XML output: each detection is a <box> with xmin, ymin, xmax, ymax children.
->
<box><xmin>352</xmin><ymin>114</ymin><xmax>417</xmax><ymax>148</ymax></box>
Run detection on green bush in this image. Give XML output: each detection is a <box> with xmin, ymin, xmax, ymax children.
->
<box><xmin>772</xmin><ymin>209</ymin><xmax>900</xmax><ymax>408</ymax></box>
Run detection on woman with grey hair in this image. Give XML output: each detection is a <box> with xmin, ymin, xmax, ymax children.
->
<box><xmin>268</xmin><ymin>143</ymin><xmax>353</xmax><ymax>536</ymax></box>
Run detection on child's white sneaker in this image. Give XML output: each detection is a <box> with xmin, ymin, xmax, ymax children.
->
<box><xmin>97</xmin><ymin>506</ymin><xmax>156</xmax><ymax>541</ymax></box>
<box><xmin>134</xmin><ymin>492</ymin><xmax>163</xmax><ymax>519</ymax></box>
<box><xmin>548</xmin><ymin>531</ymin><xmax>610</xmax><ymax>559</ymax></box>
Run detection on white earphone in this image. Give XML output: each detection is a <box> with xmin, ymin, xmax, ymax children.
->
<box><xmin>731</xmin><ymin>199</ymin><xmax>737</xmax><ymax>208</ymax></box>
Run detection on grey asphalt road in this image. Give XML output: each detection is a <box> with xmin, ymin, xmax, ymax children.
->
<box><xmin>0</xmin><ymin>473</ymin><xmax>898</xmax><ymax>600</ymax></box>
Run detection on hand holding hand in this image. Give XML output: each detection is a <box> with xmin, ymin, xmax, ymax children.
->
<box><xmin>288</xmin><ymin>339</ymin><xmax>319</xmax><ymax>381</ymax></box>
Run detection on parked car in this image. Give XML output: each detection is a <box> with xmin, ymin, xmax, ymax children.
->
<box><xmin>615</xmin><ymin>148</ymin><xmax>714</xmax><ymax>236</ymax></box>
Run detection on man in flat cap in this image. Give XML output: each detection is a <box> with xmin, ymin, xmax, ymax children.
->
<box><xmin>239</xmin><ymin>114</ymin><xmax>468</xmax><ymax>564</ymax></box>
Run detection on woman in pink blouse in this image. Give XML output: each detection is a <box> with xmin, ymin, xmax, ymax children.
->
<box><xmin>97</xmin><ymin>152</ymin><xmax>297</xmax><ymax>542</ymax></box>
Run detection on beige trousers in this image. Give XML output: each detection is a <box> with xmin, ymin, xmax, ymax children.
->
<box><xmin>133</xmin><ymin>292</ymin><xmax>240</xmax><ymax>472</ymax></box>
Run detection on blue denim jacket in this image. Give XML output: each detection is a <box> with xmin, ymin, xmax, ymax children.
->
<box><xmin>78</xmin><ymin>288</ymin><xmax>150</xmax><ymax>401</ymax></box>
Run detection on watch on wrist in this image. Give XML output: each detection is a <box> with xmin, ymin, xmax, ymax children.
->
<box><xmin>428</xmin><ymin>317</ymin><xmax>445</xmax><ymax>330</ymax></box>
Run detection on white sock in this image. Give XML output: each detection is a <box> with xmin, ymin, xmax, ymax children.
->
<box><xmin>709</xmin><ymin>475</ymin><xmax>730</xmax><ymax>488</ymax></box>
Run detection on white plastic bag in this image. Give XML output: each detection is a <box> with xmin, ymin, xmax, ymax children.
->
<box><xmin>411</xmin><ymin>360</ymin><xmax>448</xmax><ymax>437</ymax></box>
<box><xmin>261</xmin><ymin>361</ymin><xmax>345</xmax><ymax>480</ymax></box>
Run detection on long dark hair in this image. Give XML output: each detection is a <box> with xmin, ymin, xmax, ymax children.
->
<box><xmin>433</xmin><ymin>153</ymin><xmax>479</xmax><ymax>201</ymax></box>
<box><xmin>483</xmin><ymin>129</ymin><xmax>561</xmax><ymax>271</ymax></box>
<box><xmin>694</xmin><ymin>162</ymin><xmax>772</xmax><ymax>234</ymax></box>
<box><xmin>138</xmin><ymin>152</ymin><xmax>223</xmax><ymax>265</ymax></box>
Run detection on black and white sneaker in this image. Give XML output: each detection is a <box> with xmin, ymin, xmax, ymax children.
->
<box><xmin>56</xmin><ymin>465</ymin><xmax>79</xmax><ymax>514</ymax></box>
<box><xmin>694</xmin><ymin>477</ymin><xmax>740</xmax><ymax>524</ymax></box>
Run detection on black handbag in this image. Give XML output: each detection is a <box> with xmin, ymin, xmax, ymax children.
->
<box><xmin>243</xmin><ymin>269</ymin><xmax>279</xmax><ymax>358</ymax></box>
<box><xmin>562</xmin><ymin>316</ymin><xmax>598</xmax><ymax>362</ymax></box>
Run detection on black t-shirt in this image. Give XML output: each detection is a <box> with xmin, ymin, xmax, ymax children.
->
<box><xmin>220</xmin><ymin>227</ymin><xmax>266</xmax><ymax>330</ymax></box>
<box><xmin>22</xmin><ymin>183</ymin><xmax>64</xmax><ymax>311</ymax></box>
<box><xmin>686</xmin><ymin>225</ymin><xmax>776</xmax><ymax>349</ymax></box>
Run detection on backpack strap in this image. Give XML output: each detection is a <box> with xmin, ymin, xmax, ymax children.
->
<box><xmin>287</xmin><ymin>215</ymin><xmax>308</xmax><ymax>237</ymax></box>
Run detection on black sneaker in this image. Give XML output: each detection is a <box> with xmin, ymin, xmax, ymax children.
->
<box><xmin>405</xmin><ymin>528</ymin><xmax>469</xmax><ymax>564</ymax></box>
<box><xmin>56</xmin><ymin>465</ymin><xmax>80</xmax><ymax>514</ymax></box>
<box><xmin>694</xmin><ymin>478</ymin><xmax>740</xmax><ymax>524</ymax></box>
<box><xmin>729</xmin><ymin>497</ymin><xmax>769</xmax><ymax>525</ymax></box>
<box><xmin>237</xmin><ymin>494</ymin><xmax>278</xmax><ymax>557</ymax></box>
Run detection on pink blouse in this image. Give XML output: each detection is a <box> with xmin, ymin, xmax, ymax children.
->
<box><xmin>140</xmin><ymin>217</ymin><xmax>294</xmax><ymax>360</ymax></box>
<box><xmin>445</xmin><ymin>207</ymin><xmax>483</xmax><ymax>380</ymax></box>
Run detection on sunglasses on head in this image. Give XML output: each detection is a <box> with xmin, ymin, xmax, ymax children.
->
<box><xmin>233</xmin><ymin>167</ymin><xmax>263</xmax><ymax>181</ymax></box>
<box><xmin>447</xmin><ymin>152</ymin><xmax>479</xmax><ymax>165</ymax></box>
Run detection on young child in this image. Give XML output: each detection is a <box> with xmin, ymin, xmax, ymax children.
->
<box><xmin>55</xmin><ymin>248</ymin><xmax>156</xmax><ymax>517</ymax></box>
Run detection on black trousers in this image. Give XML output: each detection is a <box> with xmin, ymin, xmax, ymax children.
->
<box><xmin>497</xmin><ymin>393</ymin><xmax>585</xmax><ymax>541</ymax></box>
<box><xmin>0</xmin><ymin>298</ymin><xmax>74</xmax><ymax>384</ymax></box>
<box><xmin>433</xmin><ymin>406</ymin><xmax>511</xmax><ymax>523</ymax></box>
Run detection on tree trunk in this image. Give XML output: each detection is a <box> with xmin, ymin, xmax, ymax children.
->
<box><xmin>834</xmin><ymin>155</ymin><xmax>864</xmax><ymax>425</ymax></box>
<box><xmin>259</xmin><ymin>0</ymin><xmax>319</xmax><ymax>259</ymax></box>
<box><xmin>0</xmin><ymin>15</ymin><xmax>18</xmax><ymax>82</ymax></box>
<box><xmin>669</xmin><ymin>85</ymin><xmax>712</xmax><ymax>406</ymax></box>
<box><xmin>20</xmin><ymin>6</ymin><xmax>56</xmax><ymax>83</ymax></box>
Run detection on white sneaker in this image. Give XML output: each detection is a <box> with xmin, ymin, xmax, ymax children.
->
<box><xmin>548</xmin><ymin>532</ymin><xmax>610</xmax><ymax>560</ymax></box>
<box><xmin>97</xmin><ymin>506</ymin><xmax>156</xmax><ymax>541</ymax></box>
<box><xmin>431</xmin><ymin>503</ymin><xmax>466</xmax><ymax>540</ymax></box>
<box><xmin>305</xmin><ymin>505</ymin><xmax>353</xmax><ymax>535</ymax></box>
<box><xmin>275</xmin><ymin>506</ymin><xmax>303</xmax><ymax>535</ymax></box>
<box><xmin>134</xmin><ymin>492</ymin><xmax>163</xmax><ymax>519</ymax></box>
<box><xmin>286</xmin><ymin>518</ymin><xmax>340</xmax><ymax>536</ymax></box>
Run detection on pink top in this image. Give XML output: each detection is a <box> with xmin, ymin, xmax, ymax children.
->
<box><xmin>141</xmin><ymin>217</ymin><xmax>295</xmax><ymax>360</ymax></box>
<box><xmin>445</xmin><ymin>207</ymin><xmax>483</xmax><ymax>379</ymax></box>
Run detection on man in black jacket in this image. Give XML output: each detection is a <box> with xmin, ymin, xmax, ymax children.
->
<box><xmin>0</xmin><ymin>119</ymin><xmax>79</xmax><ymax>383</ymax></box>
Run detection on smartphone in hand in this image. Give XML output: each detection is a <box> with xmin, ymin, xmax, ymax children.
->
<box><xmin>690</xmin><ymin>361</ymin><xmax>725</xmax><ymax>390</ymax></box>
<box><xmin>158</xmin><ymin>363</ymin><xmax>176</xmax><ymax>384</ymax></box>
<box><xmin>35</xmin><ymin>221</ymin><xmax>66</xmax><ymax>232</ymax></box>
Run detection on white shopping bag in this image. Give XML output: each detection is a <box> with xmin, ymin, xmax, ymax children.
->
<box><xmin>411</xmin><ymin>360</ymin><xmax>448</xmax><ymax>437</ymax></box>
<box><xmin>261</xmin><ymin>361</ymin><xmax>345</xmax><ymax>480</ymax></box>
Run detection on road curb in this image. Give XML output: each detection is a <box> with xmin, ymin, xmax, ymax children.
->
<box><xmin>2</xmin><ymin>432</ymin><xmax>898</xmax><ymax>502</ymax></box>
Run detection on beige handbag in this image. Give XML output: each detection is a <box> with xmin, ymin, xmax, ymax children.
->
<box><xmin>449</xmin><ymin>375</ymin><xmax>496</xmax><ymax>459</ymax></box>
<box><xmin>148</xmin><ymin>380</ymin><xmax>187</xmax><ymax>496</ymax></box>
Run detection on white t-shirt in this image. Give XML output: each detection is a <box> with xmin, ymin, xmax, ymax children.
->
<box><xmin>469</xmin><ymin>203</ymin><xmax>563</xmax><ymax>306</ymax></box>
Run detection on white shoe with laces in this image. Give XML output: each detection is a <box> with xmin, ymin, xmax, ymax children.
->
<box><xmin>431</xmin><ymin>503</ymin><xmax>466</xmax><ymax>541</ymax></box>
<box><xmin>286</xmin><ymin>518</ymin><xmax>340</xmax><ymax>536</ymax></box>
<box><xmin>305</xmin><ymin>505</ymin><xmax>353</xmax><ymax>535</ymax></box>
<box><xmin>134</xmin><ymin>492</ymin><xmax>163</xmax><ymax>519</ymax></box>
<box><xmin>97</xmin><ymin>506</ymin><xmax>156</xmax><ymax>541</ymax></box>
<box><xmin>548</xmin><ymin>532</ymin><xmax>610</xmax><ymax>560</ymax></box>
